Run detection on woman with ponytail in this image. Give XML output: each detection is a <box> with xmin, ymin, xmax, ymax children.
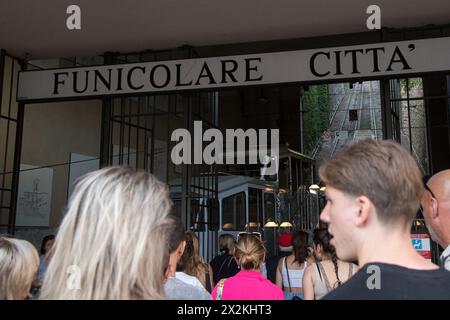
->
<box><xmin>211</xmin><ymin>234</ymin><xmax>284</xmax><ymax>300</ymax></box>
<box><xmin>302</xmin><ymin>228</ymin><xmax>358</xmax><ymax>300</ymax></box>
<box><xmin>275</xmin><ymin>231</ymin><xmax>309</xmax><ymax>299</ymax></box>
<box><xmin>180</xmin><ymin>231</ymin><xmax>214</xmax><ymax>292</ymax></box>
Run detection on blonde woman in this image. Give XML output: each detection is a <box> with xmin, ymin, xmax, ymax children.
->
<box><xmin>211</xmin><ymin>234</ymin><xmax>284</xmax><ymax>300</ymax></box>
<box><xmin>39</xmin><ymin>166</ymin><xmax>174</xmax><ymax>299</ymax></box>
<box><xmin>0</xmin><ymin>237</ymin><xmax>40</xmax><ymax>299</ymax></box>
<box><xmin>182</xmin><ymin>231</ymin><xmax>214</xmax><ymax>292</ymax></box>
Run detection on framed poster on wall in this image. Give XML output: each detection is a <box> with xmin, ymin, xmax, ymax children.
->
<box><xmin>15</xmin><ymin>164</ymin><xmax>53</xmax><ymax>227</ymax></box>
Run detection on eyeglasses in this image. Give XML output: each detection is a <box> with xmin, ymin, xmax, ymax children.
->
<box><xmin>424</xmin><ymin>183</ymin><xmax>436</xmax><ymax>199</ymax></box>
<box><xmin>419</xmin><ymin>179</ymin><xmax>437</xmax><ymax>214</ymax></box>
<box><xmin>237</xmin><ymin>232</ymin><xmax>262</xmax><ymax>241</ymax></box>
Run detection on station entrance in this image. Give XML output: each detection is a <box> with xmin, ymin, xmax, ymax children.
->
<box><xmin>1</xmin><ymin>38</ymin><xmax>450</xmax><ymax>262</ymax></box>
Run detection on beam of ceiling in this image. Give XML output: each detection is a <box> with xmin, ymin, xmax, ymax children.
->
<box><xmin>0</xmin><ymin>0</ymin><xmax>449</xmax><ymax>59</ymax></box>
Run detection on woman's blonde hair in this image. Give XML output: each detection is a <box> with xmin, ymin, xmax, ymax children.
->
<box><xmin>234</xmin><ymin>234</ymin><xmax>266</xmax><ymax>270</ymax></box>
<box><xmin>39</xmin><ymin>166</ymin><xmax>174</xmax><ymax>300</ymax></box>
<box><xmin>218</xmin><ymin>234</ymin><xmax>236</xmax><ymax>255</ymax></box>
<box><xmin>0</xmin><ymin>237</ymin><xmax>39</xmax><ymax>299</ymax></box>
<box><xmin>181</xmin><ymin>231</ymin><xmax>209</xmax><ymax>277</ymax></box>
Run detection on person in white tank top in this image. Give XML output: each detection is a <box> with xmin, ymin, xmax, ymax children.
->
<box><xmin>302</xmin><ymin>228</ymin><xmax>358</xmax><ymax>300</ymax></box>
<box><xmin>276</xmin><ymin>231</ymin><xmax>310</xmax><ymax>300</ymax></box>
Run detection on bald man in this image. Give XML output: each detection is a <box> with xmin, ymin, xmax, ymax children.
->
<box><xmin>421</xmin><ymin>169</ymin><xmax>450</xmax><ymax>271</ymax></box>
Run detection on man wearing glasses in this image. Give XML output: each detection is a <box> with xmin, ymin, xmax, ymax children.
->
<box><xmin>421</xmin><ymin>170</ymin><xmax>450</xmax><ymax>271</ymax></box>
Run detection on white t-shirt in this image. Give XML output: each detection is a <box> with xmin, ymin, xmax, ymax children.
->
<box><xmin>176</xmin><ymin>272</ymin><xmax>205</xmax><ymax>289</ymax></box>
<box><xmin>260</xmin><ymin>262</ymin><xmax>267</xmax><ymax>278</ymax></box>
<box><xmin>165</xmin><ymin>277</ymin><xmax>212</xmax><ymax>300</ymax></box>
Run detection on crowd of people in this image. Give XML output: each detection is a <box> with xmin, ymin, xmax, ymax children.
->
<box><xmin>1</xmin><ymin>139</ymin><xmax>450</xmax><ymax>300</ymax></box>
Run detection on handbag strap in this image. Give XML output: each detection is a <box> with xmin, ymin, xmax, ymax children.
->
<box><xmin>217</xmin><ymin>255</ymin><xmax>232</xmax><ymax>277</ymax></box>
<box><xmin>284</xmin><ymin>257</ymin><xmax>292</xmax><ymax>292</ymax></box>
<box><xmin>317</xmin><ymin>262</ymin><xmax>332</xmax><ymax>292</ymax></box>
<box><xmin>316</xmin><ymin>263</ymin><xmax>322</xmax><ymax>281</ymax></box>
<box><xmin>216</xmin><ymin>278</ymin><xmax>226</xmax><ymax>300</ymax></box>
<box><xmin>205</xmin><ymin>270</ymin><xmax>212</xmax><ymax>292</ymax></box>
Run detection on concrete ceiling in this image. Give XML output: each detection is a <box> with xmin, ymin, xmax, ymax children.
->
<box><xmin>1</xmin><ymin>0</ymin><xmax>449</xmax><ymax>59</ymax></box>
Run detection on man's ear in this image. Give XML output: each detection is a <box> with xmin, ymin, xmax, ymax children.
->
<box><xmin>429</xmin><ymin>198</ymin><xmax>439</xmax><ymax>220</ymax></box>
<box><xmin>354</xmin><ymin>195</ymin><xmax>372</xmax><ymax>227</ymax></box>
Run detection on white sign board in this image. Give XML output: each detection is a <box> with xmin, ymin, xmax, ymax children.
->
<box><xmin>16</xmin><ymin>164</ymin><xmax>53</xmax><ymax>227</ymax></box>
<box><xmin>411</xmin><ymin>234</ymin><xmax>432</xmax><ymax>261</ymax></box>
<box><xmin>323</xmin><ymin>131</ymin><xmax>332</xmax><ymax>141</ymax></box>
<box><xmin>17</xmin><ymin>37</ymin><xmax>450</xmax><ymax>102</ymax></box>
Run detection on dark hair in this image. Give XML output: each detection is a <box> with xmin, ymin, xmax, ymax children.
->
<box><xmin>177</xmin><ymin>232</ymin><xmax>194</xmax><ymax>272</ymax></box>
<box><xmin>40</xmin><ymin>235</ymin><xmax>55</xmax><ymax>255</ymax></box>
<box><xmin>177</xmin><ymin>231</ymin><xmax>209</xmax><ymax>275</ymax></box>
<box><xmin>167</xmin><ymin>217</ymin><xmax>185</xmax><ymax>254</ymax></box>
<box><xmin>313</xmin><ymin>228</ymin><xmax>342</xmax><ymax>287</ymax></box>
<box><xmin>177</xmin><ymin>233</ymin><xmax>195</xmax><ymax>271</ymax></box>
<box><xmin>160</xmin><ymin>216</ymin><xmax>185</xmax><ymax>277</ymax></box>
<box><xmin>292</xmin><ymin>231</ymin><xmax>309</xmax><ymax>264</ymax></box>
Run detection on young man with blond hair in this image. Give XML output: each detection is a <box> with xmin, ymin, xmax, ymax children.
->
<box><xmin>319</xmin><ymin>139</ymin><xmax>450</xmax><ymax>299</ymax></box>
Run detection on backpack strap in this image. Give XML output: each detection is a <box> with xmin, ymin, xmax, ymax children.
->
<box><xmin>216</xmin><ymin>279</ymin><xmax>227</xmax><ymax>300</ymax></box>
